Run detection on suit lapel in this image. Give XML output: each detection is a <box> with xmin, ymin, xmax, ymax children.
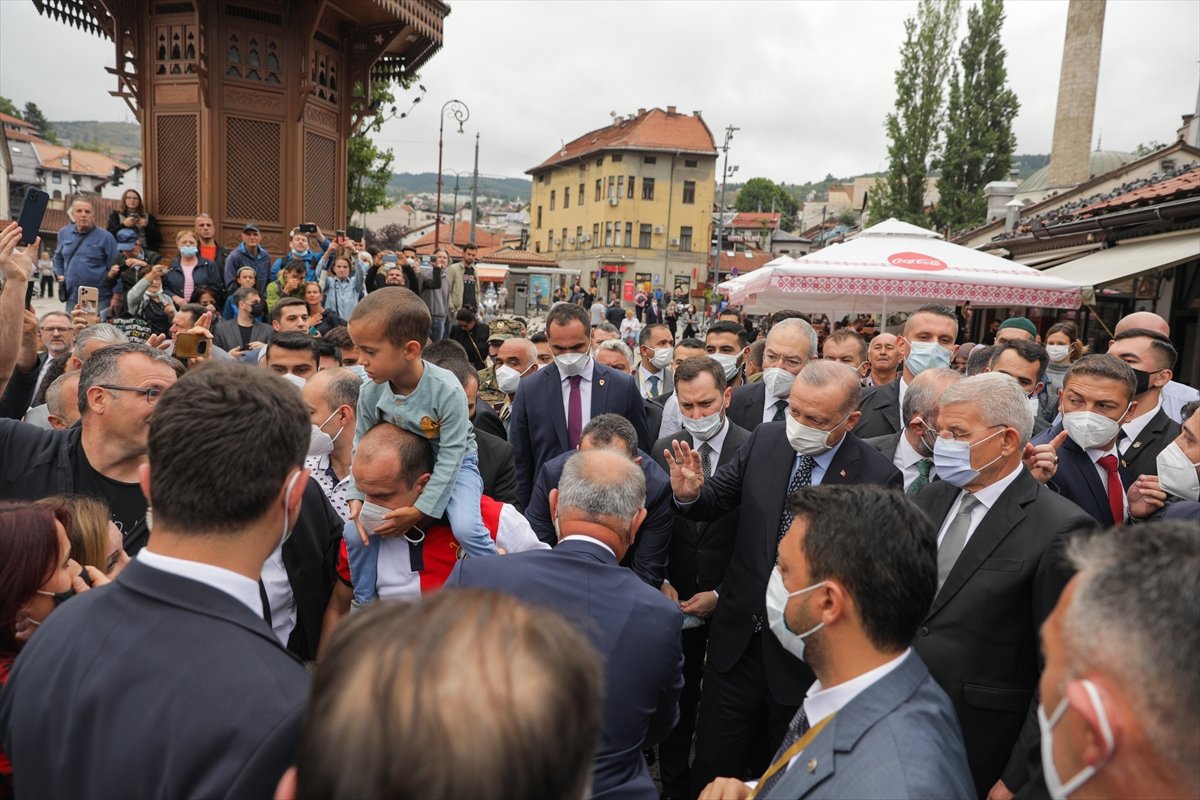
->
<box><xmin>542</xmin><ymin>366</ymin><xmax>570</xmax><ymax>451</ymax></box>
<box><xmin>822</xmin><ymin>435</ymin><xmax>862</xmax><ymax>485</ymax></box>
<box><xmin>718</xmin><ymin>424</ymin><xmax>750</xmax><ymax>468</ymax></box>
<box><xmin>590</xmin><ymin>362</ymin><xmax>611</xmax><ymax>417</ymax></box>
<box><xmin>1120</xmin><ymin>409</ymin><xmax>1172</xmax><ymax>484</ymax></box>
<box><xmin>1064</xmin><ymin>438</ymin><xmax>1112</xmax><ymax>523</ymax></box>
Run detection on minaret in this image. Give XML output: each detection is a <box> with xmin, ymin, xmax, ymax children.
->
<box><xmin>1047</xmin><ymin>0</ymin><xmax>1107</xmax><ymax>188</ymax></box>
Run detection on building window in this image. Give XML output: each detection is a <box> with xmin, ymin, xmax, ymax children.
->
<box><xmin>605</xmin><ymin>221</ymin><xmax>614</xmax><ymax>247</ymax></box>
<box><xmin>539</xmin><ymin>174</ymin><xmax>547</xmax><ymax>183</ymax></box>
<box><xmin>679</xmin><ymin>226</ymin><xmax>693</xmax><ymax>251</ymax></box>
<box><xmin>612</xmin><ymin>154</ymin><xmax>623</xmax><ymax>163</ymax></box>
<box><xmin>576</xmin><ymin>226</ymin><xmax>583</xmax><ymax>249</ymax></box>
<box><xmin>644</xmin><ymin>156</ymin><xmax>656</xmax><ymax>165</ymax></box>
<box><xmin>578</xmin><ymin>183</ymin><xmax>584</xmax><ymax>205</ymax></box>
<box><xmin>639</xmin><ymin>223</ymin><xmax>652</xmax><ymax>249</ymax></box>
<box><xmin>624</xmin><ymin>222</ymin><xmax>633</xmax><ymax>247</ymax></box>
<box><xmin>595</xmin><ymin>179</ymin><xmax>602</xmax><ymax>202</ymax></box>
<box><xmin>596</xmin><ymin>158</ymin><xmax>603</xmax><ymax>167</ymax></box>
<box><xmin>642</xmin><ymin>177</ymin><xmax>655</xmax><ymax>201</ymax></box>
<box><xmin>563</xmin><ymin>187</ymin><xmax>569</xmax><ymax>209</ymax></box>
<box><xmin>607</xmin><ymin>176</ymin><xmax>616</xmax><ymax>199</ymax></box>
<box><xmin>684</xmin><ymin>159</ymin><xmax>697</xmax><ymax>168</ymax></box>
<box><xmin>536</xmin><ymin>206</ymin><xmax>542</xmax><ymax>229</ymax></box>
<box><xmin>593</xmin><ymin>223</ymin><xmax>600</xmax><ymax>247</ymax></box>
<box><xmin>550</xmin><ymin>190</ymin><xmax>556</xmax><ymax>211</ymax></box>
<box><xmin>562</xmin><ymin>227</ymin><xmax>568</xmax><ymax>248</ymax></box>
<box><xmin>682</xmin><ymin>181</ymin><xmax>696</xmax><ymax>204</ymax></box>
<box><xmin>52</xmin><ymin>172</ymin><xmax>62</xmax><ymax>184</ymax></box>
<box><xmin>627</xmin><ymin>175</ymin><xmax>635</xmax><ymax>198</ymax></box>
<box><xmin>616</xmin><ymin>176</ymin><xmax>624</xmax><ymax>198</ymax></box>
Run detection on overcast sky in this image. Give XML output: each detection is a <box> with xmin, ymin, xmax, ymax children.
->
<box><xmin>1</xmin><ymin>0</ymin><xmax>1196</xmax><ymax>184</ymax></box>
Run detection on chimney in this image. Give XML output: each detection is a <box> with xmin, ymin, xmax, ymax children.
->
<box><xmin>666</xmin><ymin>105</ymin><xmax>677</xmax><ymax>116</ymax></box>
<box><xmin>692</xmin><ymin>110</ymin><xmax>702</xmax><ymax>117</ymax></box>
<box><xmin>637</xmin><ymin>108</ymin><xmax>647</xmax><ymax>116</ymax></box>
<box><xmin>1048</xmin><ymin>0</ymin><xmax>1106</xmax><ymax>188</ymax></box>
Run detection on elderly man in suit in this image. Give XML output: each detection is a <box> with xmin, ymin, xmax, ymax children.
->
<box><xmin>865</xmin><ymin>367</ymin><xmax>962</xmax><ymax>494</ymax></box>
<box><xmin>726</xmin><ymin>318</ymin><xmax>816</xmax><ymax>432</ymax></box>
<box><xmin>509</xmin><ymin>302</ymin><xmax>648</xmax><ymax>508</ymax></box>
<box><xmin>699</xmin><ymin>485</ymin><xmax>974</xmax><ymax>800</ymax></box>
<box><xmin>912</xmin><ymin>372</ymin><xmax>1095</xmax><ymax>799</ymax></box>
<box><xmin>651</xmin><ymin>356</ymin><xmax>752</xmax><ymax>800</ymax></box>
<box><xmin>1</xmin><ymin>362</ymin><xmax>311</xmax><ymax>799</ymax></box>
<box><xmin>595</xmin><ymin>338</ymin><xmax>664</xmax><ymax>443</ymax></box>
<box><xmin>448</xmin><ymin>449</ymin><xmax>684</xmax><ymax>800</ymax></box>
<box><xmin>855</xmin><ymin>303</ymin><xmax>960</xmax><ymax>439</ymax></box>
<box><xmin>666</xmin><ymin>359</ymin><xmax>903</xmax><ymax>794</ymax></box>
<box><xmin>1105</xmin><ymin>328</ymin><xmax>1183</xmax><ymax>479</ymax></box>
<box><xmin>524</xmin><ymin>414</ymin><xmax>672</xmax><ymax>588</ymax></box>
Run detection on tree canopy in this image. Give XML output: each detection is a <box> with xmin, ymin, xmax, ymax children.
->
<box><xmin>734</xmin><ymin>177</ymin><xmax>798</xmax><ymax>231</ymax></box>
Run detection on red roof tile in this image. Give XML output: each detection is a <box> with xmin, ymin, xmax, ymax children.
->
<box><xmin>34</xmin><ymin>142</ymin><xmax>129</xmax><ymax>177</ymax></box>
<box><xmin>409</xmin><ymin>222</ymin><xmax>508</xmax><ymax>255</ymax></box>
<box><xmin>481</xmin><ymin>248</ymin><xmax>560</xmax><ymax>267</ymax></box>
<box><xmin>0</xmin><ymin>111</ymin><xmax>36</xmax><ymax>131</ymax></box>
<box><xmin>529</xmin><ymin>108</ymin><xmax>716</xmax><ymax>173</ymax></box>
<box><xmin>713</xmin><ymin>248</ymin><xmax>776</xmax><ymax>273</ymax></box>
<box><xmin>730</xmin><ymin>212</ymin><xmax>782</xmax><ymax>230</ymax></box>
<box><xmin>1080</xmin><ymin>168</ymin><xmax>1200</xmax><ymax>215</ymax></box>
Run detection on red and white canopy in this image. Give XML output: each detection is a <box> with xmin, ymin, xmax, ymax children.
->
<box><xmin>719</xmin><ymin>218</ymin><xmax>1082</xmax><ymax>314</ymax></box>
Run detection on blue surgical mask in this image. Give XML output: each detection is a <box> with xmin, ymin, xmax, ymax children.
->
<box><xmin>905</xmin><ymin>341</ymin><xmax>953</xmax><ymax>377</ymax></box>
<box><xmin>931</xmin><ymin>427</ymin><xmax>1005</xmax><ymax>487</ymax></box>
<box><xmin>765</xmin><ymin>566</ymin><xmax>826</xmax><ymax>661</ymax></box>
<box><xmin>179</xmin><ymin>246</ymin><xmax>198</xmax><ymax>258</ymax></box>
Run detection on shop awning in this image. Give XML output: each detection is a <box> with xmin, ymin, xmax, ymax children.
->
<box><xmin>475</xmin><ymin>265</ymin><xmax>509</xmax><ymax>282</ymax></box>
<box><xmin>526</xmin><ymin>266</ymin><xmax>582</xmax><ymax>275</ymax></box>
<box><xmin>1041</xmin><ymin>234</ymin><xmax>1200</xmax><ymax>292</ymax></box>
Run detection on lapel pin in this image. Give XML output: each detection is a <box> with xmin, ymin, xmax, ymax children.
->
<box><xmin>839</xmin><ymin>469</ymin><xmax>846</xmax><ymax>478</ymax></box>
<box><xmin>1131</xmin><ymin>441</ymin><xmax>1142</xmax><ymax>449</ymax></box>
<box><xmin>598</xmin><ymin>379</ymin><xmax>605</xmax><ymax>386</ymax></box>
<box><xmin>807</xmin><ymin>758</ymin><xmax>818</xmax><ymax>773</ymax></box>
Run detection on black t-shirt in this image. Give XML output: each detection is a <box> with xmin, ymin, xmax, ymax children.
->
<box><xmin>239</xmin><ymin>323</ymin><xmax>254</xmax><ymax>350</ymax></box>
<box><xmin>72</xmin><ymin>443</ymin><xmax>148</xmax><ymax>544</ymax></box>
<box><xmin>462</xmin><ymin>268</ymin><xmax>477</xmax><ymax>309</ymax></box>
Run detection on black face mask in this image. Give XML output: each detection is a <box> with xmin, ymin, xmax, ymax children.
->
<box><xmin>53</xmin><ymin>586</ymin><xmax>76</xmax><ymax>606</ymax></box>
<box><xmin>1131</xmin><ymin>367</ymin><xmax>1157</xmax><ymax>396</ymax></box>
<box><xmin>250</xmin><ymin>301</ymin><xmax>265</xmax><ymax>318</ymax></box>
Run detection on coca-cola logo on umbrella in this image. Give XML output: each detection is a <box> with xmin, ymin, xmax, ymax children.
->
<box><xmin>887</xmin><ymin>251</ymin><xmax>947</xmax><ymax>271</ymax></box>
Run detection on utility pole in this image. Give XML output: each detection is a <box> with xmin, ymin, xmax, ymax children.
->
<box><xmin>469</xmin><ymin>132</ymin><xmax>480</xmax><ymax>245</ymax></box>
<box><xmin>713</xmin><ymin>124</ymin><xmax>738</xmax><ymax>285</ymax></box>
<box><xmin>451</xmin><ymin>173</ymin><xmax>461</xmax><ymax>246</ymax></box>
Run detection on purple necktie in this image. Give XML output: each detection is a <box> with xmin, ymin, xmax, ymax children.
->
<box><xmin>567</xmin><ymin>375</ymin><xmax>583</xmax><ymax>449</ymax></box>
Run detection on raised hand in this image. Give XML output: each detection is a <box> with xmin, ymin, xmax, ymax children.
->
<box><xmin>0</xmin><ymin>223</ymin><xmax>39</xmax><ymax>284</ymax></box>
<box><xmin>1023</xmin><ymin>429</ymin><xmax>1067</xmax><ymax>485</ymax></box>
<box><xmin>665</xmin><ymin>438</ymin><xmax>705</xmax><ymax>502</ymax></box>
<box><xmin>1128</xmin><ymin>474</ymin><xmax>1167</xmax><ymax>519</ymax></box>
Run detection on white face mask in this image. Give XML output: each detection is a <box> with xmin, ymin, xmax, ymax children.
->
<box><xmin>762</xmin><ymin>367</ymin><xmax>796</xmax><ymax>399</ymax></box>
<box><xmin>1027</xmin><ymin>394</ymin><xmax>1042</xmax><ymax>418</ymax></box>
<box><xmin>554</xmin><ymin>351</ymin><xmax>590</xmax><ymax>377</ymax></box>
<box><xmin>356</xmin><ymin>501</ymin><xmax>393</xmax><ymax>538</ymax></box>
<box><xmin>649</xmin><ymin>347</ymin><xmax>673</xmax><ymax>370</ymax></box>
<box><xmin>710</xmin><ymin>352</ymin><xmax>740</xmax><ymax>381</ymax></box>
<box><xmin>308</xmin><ymin>410</ymin><xmax>344</xmax><ymax>458</ymax></box>
<box><xmin>279</xmin><ymin>469</ymin><xmax>303</xmax><ymax>548</ymax></box>
<box><xmin>1046</xmin><ymin>344</ymin><xmax>1071</xmax><ymax>363</ymax></box>
<box><xmin>1062</xmin><ymin>408</ymin><xmax>1126</xmax><ymax>451</ymax></box>
<box><xmin>785</xmin><ymin>411</ymin><xmax>849</xmax><ymax>456</ymax></box>
<box><xmin>1156</xmin><ymin>440</ymin><xmax>1200</xmax><ymax>501</ymax></box>
<box><xmin>495</xmin><ymin>364</ymin><xmax>523</xmax><ymax>395</ymax></box>
<box><xmin>681</xmin><ymin>407</ymin><xmax>724</xmax><ymax>442</ymax></box>
<box><xmin>765</xmin><ymin>566</ymin><xmax>826</xmax><ymax>662</ymax></box>
<box><xmin>1038</xmin><ymin>679</ymin><xmax>1114</xmax><ymax>800</ymax></box>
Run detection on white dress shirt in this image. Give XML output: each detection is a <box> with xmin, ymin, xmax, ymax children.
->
<box><xmin>1161</xmin><ymin>380</ymin><xmax>1199</xmax><ymax>424</ymax></box>
<box><xmin>790</xmin><ymin>434</ymin><xmax>847</xmax><ymax>487</ymax></box>
<box><xmin>137</xmin><ymin>548</ymin><xmax>262</xmax><ymax>619</ymax></box>
<box><xmin>894</xmin><ymin>432</ymin><xmax>936</xmax><ymax>491</ymax></box>
<box><xmin>762</xmin><ymin>388</ymin><xmax>789</xmax><ymax>424</ymax></box>
<box><xmin>638</xmin><ymin>364</ymin><xmax>666</xmax><ymax>399</ymax></box>
<box><xmin>305</xmin><ymin>454</ymin><xmax>352</xmax><ymax>522</ymax></box>
<box><xmin>559</xmin><ymin>534</ymin><xmax>616</xmax><ymax>558</ymax></box>
<box><xmin>1118</xmin><ymin>403</ymin><xmax>1160</xmax><ymax>457</ymax></box>
<box><xmin>260</xmin><ymin>544</ymin><xmax>297</xmax><ymax>646</ymax></box>
<box><xmin>659</xmin><ymin>393</ymin><xmax>684</xmax><ymax>439</ymax></box>
<box><xmin>936</xmin><ymin>462</ymin><xmax>1024</xmax><ymax>548</ymax></box>
<box><xmin>559</xmin><ymin>357</ymin><xmax>595</xmax><ymax>428</ymax></box>
<box><xmin>1084</xmin><ymin>443</ymin><xmax>1128</xmax><ymax>520</ymax></box>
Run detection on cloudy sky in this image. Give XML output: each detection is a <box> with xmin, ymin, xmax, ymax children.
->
<box><xmin>1</xmin><ymin>0</ymin><xmax>1196</xmax><ymax>185</ymax></box>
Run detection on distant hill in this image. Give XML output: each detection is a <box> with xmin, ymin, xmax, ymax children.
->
<box><xmin>1011</xmin><ymin>153</ymin><xmax>1050</xmax><ymax>180</ymax></box>
<box><xmin>387</xmin><ymin>172</ymin><xmax>530</xmax><ymax>203</ymax></box>
<box><xmin>49</xmin><ymin>121</ymin><xmax>141</xmax><ymax>161</ymax></box>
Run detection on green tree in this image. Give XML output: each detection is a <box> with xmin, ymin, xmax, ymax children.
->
<box><xmin>734</xmin><ymin>177</ymin><xmax>799</xmax><ymax>232</ymax></box>
<box><xmin>870</xmin><ymin>0</ymin><xmax>960</xmax><ymax>225</ymax></box>
<box><xmin>0</xmin><ymin>96</ymin><xmax>20</xmax><ymax>118</ymax></box>
<box><xmin>933</xmin><ymin>0</ymin><xmax>1018</xmax><ymax>233</ymax></box>
<box><xmin>347</xmin><ymin>77</ymin><xmax>421</xmax><ymax>225</ymax></box>
<box><xmin>22</xmin><ymin>102</ymin><xmax>59</xmax><ymax>143</ymax></box>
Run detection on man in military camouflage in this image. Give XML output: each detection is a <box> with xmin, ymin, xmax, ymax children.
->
<box><xmin>477</xmin><ymin>317</ymin><xmax>527</xmax><ymax>415</ymax></box>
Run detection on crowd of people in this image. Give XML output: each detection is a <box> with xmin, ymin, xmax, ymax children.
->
<box><xmin>0</xmin><ymin>203</ymin><xmax>1197</xmax><ymax>800</ymax></box>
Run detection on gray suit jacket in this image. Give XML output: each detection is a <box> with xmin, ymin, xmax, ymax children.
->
<box><xmin>762</xmin><ymin>650</ymin><xmax>974</xmax><ymax>800</ymax></box>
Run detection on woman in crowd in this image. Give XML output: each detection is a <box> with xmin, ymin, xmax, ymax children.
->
<box><xmin>665</xmin><ymin>300</ymin><xmax>679</xmax><ymax>339</ymax></box>
<box><xmin>223</xmin><ymin>266</ymin><xmax>260</xmax><ymax>319</ymax></box>
<box><xmin>321</xmin><ymin>253</ymin><xmax>364</xmax><ymax>321</ymax></box>
<box><xmin>304</xmin><ymin>282</ymin><xmax>344</xmax><ymax>337</ymax></box>
<box><xmin>194</xmin><ymin>285</ymin><xmax>224</xmax><ymax>325</ymax></box>
<box><xmin>37</xmin><ymin>496</ymin><xmax>129</xmax><ymax>578</ymax></box>
<box><xmin>106</xmin><ymin>189</ymin><xmax>162</xmax><ymax>251</ymax></box>
<box><xmin>620</xmin><ymin>308</ymin><xmax>641</xmax><ymax>349</ymax></box>
<box><xmin>163</xmin><ymin>230</ymin><xmax>221</xmax><ymax>306</ymax></box>
<box><xmin>126</xmin><ymin>263</ymin><xmax>176</xmax><ymax>336</ymax></box>
<box><xmin>1044</xmin><ymin>320</ymin><xmax>1087</xmax><ymax>397</ymax></box>
<box><xmin>681</xmin><ymin>304</ymin><xmax>698</xmax><ymax>339</ymax></box>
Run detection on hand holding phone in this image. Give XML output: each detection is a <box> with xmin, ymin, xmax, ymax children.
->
<box><xmin>175</xmin><ymin>331</ymin><xmax>211</xmax><ymax>359</ymax></box>
<box><xmin>17</xmin><ymin>189</ymin><xmax>49</xmax><ymax>247</ymax></box>
<box><xmin>77</xmin><ymin>286</ymin><xmax>99</xmax><ymax>315</ymax></box>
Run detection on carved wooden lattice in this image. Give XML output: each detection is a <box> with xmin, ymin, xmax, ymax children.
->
<box><xmin>155</xmin><ymin>114</ymin><xmax>198</xmax><ymax>217</ymax></box>
<box><xmin>226</xmin><ymin>116</ymin><xmax>282</xmax><ymax>223</ymax></box>
<box><xmin>304</xmin><ymin>131</ymin><xmax>337</xmax><ymax>230</ymax></box>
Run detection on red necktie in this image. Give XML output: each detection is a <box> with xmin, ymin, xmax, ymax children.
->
<box><xmin>567</xmin><ymin>375</ymin><xmax>583</xmax><ymax>450</ymax></box>
<box><xmin>1098</xmin><ymin>455</ymin><xmax>1124</xmax><ymax>525</ymax></box>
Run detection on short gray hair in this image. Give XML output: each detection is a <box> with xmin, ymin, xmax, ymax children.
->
<box><xmin>1062</xmin><ymin>522</ymin><xmax>1200</xmax><ymax>779</ymax></box>
<box><xmin>596</xmin><ymin>339</ymin><xmax>634</xmax><ymax>371</ymax></box>
<box><xmin>939</xmin><ymin>372</ymin><xmax>1034</xmax><ymax>444</ymax></box>
<box><xmin>45</xmin><ymin>372</ymin><xmax>78</xmax><ymax>420</ymax></box>
<box><xmin>796</xmin><ymin>359</ymin><xmax>861</xmax><ymax>415</ymax></box>
<box><xmin>558</xmin><ymin>450</ymin><xmax>646</xmax><ymax>536</ymax></box>
<box><xmin>768</xmin><ymin>317</ymin><xmax>818</xmax><ymax>358</ymax></box>
<box><xmin>74</xmin><ymin>324</ymin><xmax>127</xmax><ymax>360</ymax></box>
<box><xmin>902</xmin><ymin>368</ymin><xmax>962</xmax><ymax>427</ymax></box>
<box><xmin>502</xmin><ymin>337</ymin><xmax>537</xmax><ymax>364</ymax></box>
<box><xmin>78</xmin><ymin>342</ymin><xmax>179</xmax><ymax>415</ymax></box>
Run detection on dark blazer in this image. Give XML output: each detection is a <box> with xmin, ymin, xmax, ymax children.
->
<box><xmin>652</xmin><ymin>421</ymin><xmax>752</xmax><ymax>599</ymax></box>
<box><xmin>1120</xmin><ymin>408</ymin><xmax>1180</xmax><ymax>480</ymax></box>
<box><xmin>476</xmin><ymin>428</ymin><xmax>520</xmax><ymax>509</ymax></box>
<box><xmin>0</xmin><ymin>559</ymin><xmax>309</xmax><ymax>799</ymax></box>
<box><xmin>643</xmin><ymin>396</ymin><xmax>664</xmax><ymax>445</ymax></box>
<box><xmin>762</xmin><ymin>651</ymin><xmax>974</xmax><ymax>800</ymax></box>
<box><xmin>854</xmin><ymin>379</ymin><xmax>902</xmax><ymax>439</ymax></box>
<box><xmin>864</xmin><ymin>431</ymin><xmax>902</xmax><ymax>463</ymax></box>
<box><xmin>524</xmin><ymin>448</ymin><xmax>671</xmax><ymax>588</ymax></box>
<box><xmin>680</xmin><ymin>424</ymin><xmax>903</xmax><ymax>705</ymax></box>
<box><xmin>726</xmin><ymin>380</ymin><xmax>770</xmax><ymax>432</ymax></box>
<box><xmin>912</xmin><ymin>468</ymin><xmax>1095</xmax><ymax>796</ymax></box>
<box><xmin>448</xmin><ymin>538</ymin><xmax>683</xmax><ymax>800</ymax></box>
<box><xmin>211</xmin><ymin>317</ymin><xmax>274</xmax><ymax>352</ymax></box>
<box><xmin>1031</xmin><ymin>429</ymin><xmax>1129</xmax><ymax>527</ymax></box>
<box><xmin>163</xmin><ymin>256</ymin><xmax>223</xmax><ymax>303</ymax></box>
<box><xmin>509</xmin><ymin>360</ymin><xmax>649</xmax><ymax>507</ymax></box>
<box><xmin>284</xmin><ymin>478</ymin><xmax>344</xmax><ymax>661</ymax></box>
<box><xmin>473</xmin><ymin>399</ymin><xmax>507</xmax><ymax>441</ymax></box>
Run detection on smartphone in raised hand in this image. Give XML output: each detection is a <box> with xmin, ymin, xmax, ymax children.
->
<box><xmin>77</xmin><ymin>286</ymin><xmax>99</xmax><ymax>315</ymax></box>
<box><xmin>16</xmin><ymin>187</ymin><xmax>49</xmax><ymax>246</ymax></box>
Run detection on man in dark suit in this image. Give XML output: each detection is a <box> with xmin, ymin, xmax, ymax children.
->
<box><xmin>1106</xmin><ymin>328</ymin><xmax>1183</xmax><ymax>479</ymax></box>
<box><xmin>864</xmin><ymin>367</ymin><xmax>962</xmax><ymax>494</ymax></box>
<box><xmin>595</xmin><ymin>338</ymin><xmax>665</xmax><ymax>442</ymax></box>
<box><xmin>1033</xmin><ymin>355</ymin><xmax>1139</xmax><ymax>527</ymax></box>
<box><xmin>525</xmin><ymin>414</ymin><xmax>670</xmax><ymax>587</ymax></box>
<box><xmin>213</xmin><ymin>286</ymin><xmax>274</xmax><ymax>354</ymax></box>
<box><xmin>449</xmin><ymin>449</ymin><xmax>684</xmax><ymax>800</ymax></box>
<box><xmin>726</xmin><ymin>318</ymin><xmax>816</xmax><ymax>432</ymax></box>
<box><xmin>855</xmin><ymin>303</ymin><xmax>960</xmax><ymax>439</ymax></box>
<box><xmin>701</xmin><ymin>485</ymin><xmax>974</xmax><ymax>800</ymax></box>
<box><xmin>667</xmin><ymin>360</ymin><xmax>903</xmax><ymax>794</ymax></box>
<box><xmin>0</xmin><ymin>362</ymin><xmax>311</xmax><ymax>799</ymax></box>
<box><xmin>651</xmin><ymin>356</ymin><xmax>751</xmax><ymax>800</ymax></box>
<box><xmin>510</xmin><ymin>303</ymin><xmax>648</xmax><ymax>507</ymax></box>
<box><xmin>985</xmin><ymin>340</ymin><xmax>1054</xmax><ymax>437</ymax></box>
<box><xmin>912</xmin><ymin>372</ymin><xmax>1095</xmax><ymax>798</ymax></box>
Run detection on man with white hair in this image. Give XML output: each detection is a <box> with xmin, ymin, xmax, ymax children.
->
<box><xmin>726</xmin><ymin>317</ymin><xmax>816</xmax><ymax>432</ymax></box>
<box><xmin>489</xmin><ymin>336</ymin><xmax>538</xmax><ymax>425</ymax></box>
<box><xmin>596</xmin><ymin>339</ymin><xmax>664</xmax><ymax>441</ymax></box>
<box><xmin>910</xmin><ymin>372</ymin><xmax>1096</xmax><ymax>800</ymax></box>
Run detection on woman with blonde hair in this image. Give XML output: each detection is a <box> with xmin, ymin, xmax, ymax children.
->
<box><xmin>1044</xmin><ymin>320</ymin><xmax>1087</xmax><ymax>397</ymax></box>
<box><xmin>36</xmin><ymin>495</ymin><xmax>129</xmax><ymax>578</ymax></box>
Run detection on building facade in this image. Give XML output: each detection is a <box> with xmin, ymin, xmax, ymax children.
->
<box><xmin>527</xmin><ymin>107</ymin><xmax>717</xmax><ymax>302</ymax></box>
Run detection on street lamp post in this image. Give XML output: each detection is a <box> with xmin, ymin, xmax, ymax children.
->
<box><xmin>713</xmin><ymin>125</ymin><xmax>738</xmax><ymax>285</ymax></box>
<box><xmin>434</xmin><ymin>99</ymin><xmax>470</xmax><ymax>251</ymax></box>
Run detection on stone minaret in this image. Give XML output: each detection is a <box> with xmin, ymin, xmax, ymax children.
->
<box><xmin>1048</xmin><ymin>0</ymin><xmax>1106</xmax><ymax>188</ymax></box>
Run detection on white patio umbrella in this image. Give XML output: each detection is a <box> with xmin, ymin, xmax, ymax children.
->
<box><xmin>718</xmin><ymin>218</ymin><xmax>1082</xmax><ymax>316</ymax></box>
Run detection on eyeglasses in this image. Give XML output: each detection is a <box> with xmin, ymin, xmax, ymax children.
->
<box><xmin>99</xmin><ymin>385</ymin><xmax>165</xmax><ymax>405</ymax></box>
<box><xmin>936</xmin><ymin>424</ymin><xmax>1005</xmax><ymax>443</ymax></box>
<box><xmin>40</xmin><ymin>327</ymin><xmax>71</xmax><ymax>334</ymax></box>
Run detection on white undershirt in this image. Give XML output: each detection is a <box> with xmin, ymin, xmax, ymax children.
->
<box><xmin>1119</xmin><ymin>402</ymin><xmax>1160</xmax><ymax>456</ymax></box>
<box><xmin>260</xmin><ymin>544</ymin><xmax>297</xmax><ymax>646</ymax></box>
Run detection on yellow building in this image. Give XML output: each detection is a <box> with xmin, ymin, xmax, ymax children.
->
<box><xmin>526</xmin><ymin>106</ymin><xmax>717</xmax><ymax>302</ymax></box>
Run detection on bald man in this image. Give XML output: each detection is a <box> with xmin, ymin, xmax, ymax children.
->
<box><xmin>1113</xmin><ymin>312</ymin><xmax>1197</xmax><ymax>423</ymax></box>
